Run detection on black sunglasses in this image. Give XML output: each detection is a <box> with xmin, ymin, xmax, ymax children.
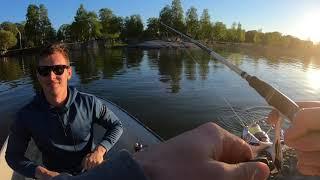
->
<box><xmin>37</xmin><ymin>65</ymin><xmax>69</xmax><ymax>76</ymax></box>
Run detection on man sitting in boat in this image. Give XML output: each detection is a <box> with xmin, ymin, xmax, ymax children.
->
<box><xmin>5</xmin><ymin>43</ymin><xmax>123</xmax><ymax>179</ymax></box>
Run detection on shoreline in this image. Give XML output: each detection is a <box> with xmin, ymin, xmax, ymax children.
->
<box><xmin>1</xmin><ymin>39</ymin><xmax>319</xmax><ymax>58</ymax></box>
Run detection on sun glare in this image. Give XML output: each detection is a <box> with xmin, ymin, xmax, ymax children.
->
<box><xmin>298</xmin><ymin>11</ymin><xmax>320</xmax><ymax>42</ymax></box>
<box><xmin>307</xmin><ymin>68</ymin><xmax>320</xmax><ymax>90</ymax></box>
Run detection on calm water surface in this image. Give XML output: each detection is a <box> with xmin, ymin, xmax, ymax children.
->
<box><xmin>1</xmin><ymin>47</ymin><xmax>320</xmax><ymax>146</ymax></box>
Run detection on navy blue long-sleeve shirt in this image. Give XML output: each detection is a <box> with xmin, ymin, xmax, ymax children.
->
<box><xmin>5</xmin><ymin>87</ymin><xmax>123</xmax><ymax>178</ymax></box>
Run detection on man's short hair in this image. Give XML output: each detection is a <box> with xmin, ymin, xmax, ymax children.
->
<box><xmin>39</xmin><ymin>43</ymin><xmax>70</xmax><ymax>66</ymax></box>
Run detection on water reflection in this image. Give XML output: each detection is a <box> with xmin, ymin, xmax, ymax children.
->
<box><xmin>72</xmin><ymin>50</ymin><xmax>100</xmax><ymax>84</ymax></box>
<box><xmin>91</xmin><ymin>48</ymin><xmax>125</xmax><ymax>79</ymax></box>
<box><xmin>125</xmin><ymin>48</ymin><xmax>144</xmax><ymax>68</ymax></box>
<box><xmin>306</xmin><ymin>67</ymin><xmax>320</xmax><ymax>91</ymax></box>
<box><xmin>196</xmin><ymin>51</ymin><xmax>211</xmax><ymax>80</ymax></box>
<box><xmin>184</xmin><ymin>55</ymin><xmax>196</xmax><ymax>80</ymax></box>
<box><xmin>0</xmin><ymin>56</ymin><xmax>39</xmax><ymax>92</ymax></box>
<box><xmin>158</xmin><ymin>50</ymin><xmax>183</xmax><ymax>93</ymax></box>
<box><xmin>1</xmin><ymin>48</ymin><xmax>320</xmax><ymax>97</ymax></box>
<box><xmin>0</xmin><ymin>57</ymin><xmax>24</xmax><ymax>82</ymax></box>
<box><xmin>1</xmin><ymin>47</ymin><xmax>320</xmax><ymax>144</ymax></box>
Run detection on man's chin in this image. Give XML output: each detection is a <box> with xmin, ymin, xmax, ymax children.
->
<box><xmin>44</xmin><ymin>86</ymin><xmax>61</xmax><ymax>96</ymax></box>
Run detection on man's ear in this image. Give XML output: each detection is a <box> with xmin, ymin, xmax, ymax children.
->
<box><xmin>67</xmin><ymin>67</ymin><xmax>72</xmax><ymax>80</ymax></box>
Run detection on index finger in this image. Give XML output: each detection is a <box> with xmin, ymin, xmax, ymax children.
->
<box><xmin>285</xmin><ymin>107</ymin><xmax>320</xmax><ymax>142</ymax></box>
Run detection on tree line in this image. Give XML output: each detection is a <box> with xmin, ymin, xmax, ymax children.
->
<box><xmin>0</xmin><ymin>0</ymin><xmax>318</xmax><ymax>51</ymax></box>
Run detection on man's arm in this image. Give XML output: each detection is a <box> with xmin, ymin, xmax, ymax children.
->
<box><xmin>82</xmin><ymin>97</ymin><xmax>123</xmax><ymax>170</ymax></box>
<box><xmin>5</xmin><ymin>115</ymin><xmax>39</xmax><ymax>178</ymax></box>
<box><xmin>93</xmin><ymin>98</ymin><xmax>123</xmax><ymax>151</ymax></box>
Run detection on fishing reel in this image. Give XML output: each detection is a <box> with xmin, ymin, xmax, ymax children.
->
<box><xmin>242</xmin><ymin>121</ymin><xmax>283</xmax><ymax>173</ymax></box>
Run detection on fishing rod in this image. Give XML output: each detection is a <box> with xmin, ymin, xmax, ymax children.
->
<box><xmin>160</xmin><ymin>22</ymin><xmax>300</xmax><ymax>121</ymax></box>
<box><xmin>161</xmin><ymin>22</ymin><xmax>293</xmax><ymax>172</ymax></box>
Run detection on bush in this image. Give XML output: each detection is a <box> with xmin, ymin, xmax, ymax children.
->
<box><xmin>0</xmin><ymin>30</ymin><xmax>17</xmax><ymax>50</ymax></box>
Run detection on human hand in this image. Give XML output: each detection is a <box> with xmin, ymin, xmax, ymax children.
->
<box><xmin>266</xmin><ymin>109</ymin><xmax>280</xmax><ymax>126</ymax></box>
<box><xmin>267</xmin><ymin>101</ymin><xmax>320</xmax><ymax>175</ymax></box>
<box><xmin>134</xmin><ymin>122</ymin><xmax>269</xmax><ymax>180</ymax></box>
<box><xmin>267</xmin><ymin>101</ymin><xmax>320</xmax><ymax>126</ymax></box>
<box><xmin>35</xmin><ymin>166</ymin><xmax>60</xmax><ymax>180</ymax></box>
<box><xmin>285</xmin><ymin>107</ymin><xmax>320</xmax><ymax>175</ymax></box>
<box><xmin>82</xmin><ymin>145</ymin><xmax>106</xmax><ymax>170</ymax></box>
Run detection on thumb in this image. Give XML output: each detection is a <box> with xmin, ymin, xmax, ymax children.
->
<box><xmin>227</xmin><ymin>162</ymin><xmax>269</xmax><ymax>180</ymax></box>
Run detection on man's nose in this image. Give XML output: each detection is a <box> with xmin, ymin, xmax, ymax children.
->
<box><xmin>48</xmin><ymin>71</ymin><xmax>57</xmax><ymax>80</ymax></box>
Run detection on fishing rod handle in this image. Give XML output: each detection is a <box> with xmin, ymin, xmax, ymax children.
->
<box><xmin>246</xmin><ymin>75</ymin><xmax>300</xmax><ymax>121</ymax></box>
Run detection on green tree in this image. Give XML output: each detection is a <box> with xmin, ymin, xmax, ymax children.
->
<box><xmin>99</xmin><ymin>8</ymin><xmax>114</xmax><ymax>39</ymax></box>
<box><xmin>279</xmin><ymin>35</ymin><xmax>292</xmax><ymax>48</ymax></box>
<box><xmin>108</xmin><ymin>16</ymin><xmax>123</xmax><ymax>35</ymax></box>
<box><xmin>159</xmin><ymin>5</ymin><xmax>173</xmax><ymax>37</ymax></box>
<box><xmin>302</xmin><ymin>40</ymin><xmax>314</xmax><ymax>49</ymax></box>
<box><xmin>245</xmin><ymin>30</ymin><xmax>263</xmax><ymax>44</ymax></box>
<box><xmin>199</xmin><ymin>9</ymin><xmax>212</xmax><ymax>41</ymax></box>
<box><xmin>25</xmin><ymin>4</ymin><xmax>40</xmax><ymax>46</ymax></box>
<box><xmin>99</xmin><ymin>8</ymin><xmax>113</xmax><ymax>23</ymax></box>
<box><xmin>57</xmin><ymin>24</ymin><xmax>71</xmax><ymax>42</ymax></box>
<box><xmin>0</xmin><ymin>30</ymin><xmax>17</xmax><ymax>50</ymax></box>
<box><xmin>71</xmin><ymin>4</ymin><xmax>102</xmax><ymax>41</ymax></box>
<box><xmin>226</xmin><ymin>22</ymin><xmax>238</xmax><ymax>42</ymax></box>
<box><xmin>25</xmin><ymin>4</ymin><xmax>55</xmax><ymax>46</ymax></box>
<box><xmin>280</xmin><ymin>35</ymin><xmax>294</xmax><ymax>48</ymax></box>
<box><xmin>144</xmin><ymin>17</ymin><xmax>160</xmax><ymax>39</ymax></box>
<box><xmin>39</xmin><ymin>4</ymin><xmax>56</xmax><ymax>44</ymax></box>
<box><xmin>185</xmin><ymin>6</ymin><xmax>199</xmax><ymax>38</ymax></box>
<box><xmin>71</xmin><ymin>4</ymin><xmax>87</xmax><ymax>41</ymax></box>
<box><xmin>245</xmin><ymin>30</ymin><xmax>257</xmax><ymax>43</ymax></box>
<box><xmin>0</xmin><ymin>21</ymin><xmax>23</xmax><ymax>48</ymax></box>
<box><xmin>262</xmin><ymin>32</ymin><xmax>282</xmax><ymax>46</ymax></box>
<box><xmin>236</xmin><ymin>23</ymin><xmax>245</xmax><ymax>42</ymax></box>
<box><xmin>99</xmin><ymin>8</ymin><xmax>122</xmax><ymax>40</ymax></box>
<box><xmin>171</xmin><ymin>0</ymin><xmax>185</xmax><ymax>32</ymax></box>
<box><xmin>0</xmin><ymin>22</ymin><xmax>18</xmax><ymax>35</ymax></box>
<box><xmin>122</xmin><ymin>15</ymin><xmax>144</xmax><ymax>40</ymax></box>
<box><xmin>87</xmin><ymin>11</ymin><xmax>102</xmax><ymax>39</ymax></box>
<box><xmin>279</xmin><ymin>35</ymin><xmax>313</xmax><ymax>49</ymax></box>
<box><xmin>212</xmin><ymin>22</ymin><xmax>227</xmax><ymax>41</ymax></box>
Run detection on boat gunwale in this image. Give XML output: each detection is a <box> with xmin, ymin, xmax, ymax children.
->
<box><xmin>102</xmin><ymin>97</ymin><xmax>164</xmax><ymax>142</ymax></box>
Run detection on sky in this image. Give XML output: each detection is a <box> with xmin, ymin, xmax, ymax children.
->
<box><xmin>1</xmin><ymin>0</ymin><xmax>320</xmax><ymax>42</ymax></box>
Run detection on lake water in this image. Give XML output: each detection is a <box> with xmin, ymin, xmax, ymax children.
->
<box><xmin>1</xmin><ymin>47</ymin><xmax>320</xmax><ymax>147</ymax></box>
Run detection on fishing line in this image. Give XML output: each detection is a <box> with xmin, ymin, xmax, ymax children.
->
<box><xmin>172</xmin><ymin>31</ymin><xmax>260</xmax><ymax>129</ymax></box>
<box><xmin>167</xmin><ymin>27</ymin><xmax>266</xmax><ymax>130</ymax></box>
<box><xmin>160</xmin><ymin>22</ymin><xmax>300</xmax><ymax>121</ymax></box>
<box><xmin>222</xmin><ymin>97</ymin><xmax>247</xmax><ymax>127</ymax></box>
<box><xmin>162</xmin><ymin>24</ymin><xmax>285</xmax><ymax>173</ymax></box>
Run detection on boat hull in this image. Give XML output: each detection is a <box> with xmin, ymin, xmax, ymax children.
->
<box><xmin>0</xmin><ymin>99</ymin><xmax>162</xmax><ymax>180</ymax></box>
